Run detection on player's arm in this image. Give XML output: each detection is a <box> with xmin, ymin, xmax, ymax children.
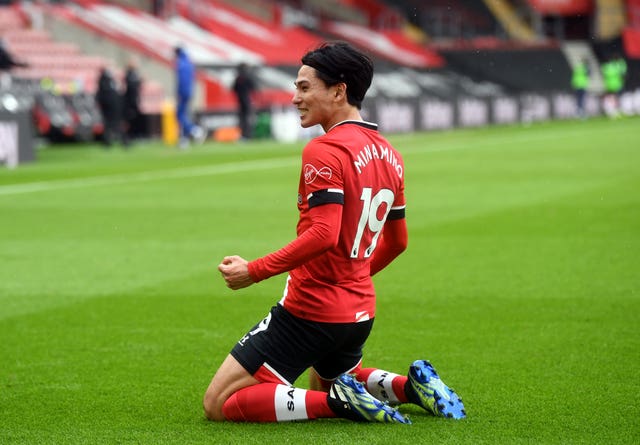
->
<box><xmin>218</xmin><ymin>204</ymin><xmax>341</xmax><ymax>290</ymax></box>
<box><xmin>247</xmin><ymin>202</ymin><xmax>342</xmax><ymax>283</ymax></box>
<box><xmin>220</xmin><ymin>142</ymin><xmax>343</xmax><ymax>290</ymax></box>
<box><xmin>369</xmin><ymin>212</ymin><xmax>408</xmax><ymax>276</ymax></box>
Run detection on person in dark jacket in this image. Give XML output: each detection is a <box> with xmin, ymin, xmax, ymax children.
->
<box><xmin>232</xmin><ymin>63</ymin><xmax>256</xmax><ymax>140</ymax></box>
<box><xmin>95</xmin><ymin>67</ymin><xmax>122</xmax><ymax>146</ymax></box>
<box><xmin>122</xmin><ymin>58</ymin><xmax>143</xmax><ymax>144</ymax></box>
<box><xmin>0</xmin><ymin>39</ymin><xmax>27</xmax><ymax>70</ymax></box>
<box><xmin>0</xmin><ymin>38</ymin><xmax>28</xmax><ymax>89</ymax></box>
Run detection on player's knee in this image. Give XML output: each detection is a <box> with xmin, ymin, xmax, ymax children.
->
<box><xmin>202</xmin><ymin>390</ymin><xmax>225</xmax><ymax>421</ymax></box>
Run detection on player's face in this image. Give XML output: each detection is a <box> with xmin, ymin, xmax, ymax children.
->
<box><xmin>292</xmin><ymin>65</ymin><xmax>337</xmax><ymax>130</ymax></box>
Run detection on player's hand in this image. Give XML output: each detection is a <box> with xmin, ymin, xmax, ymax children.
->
<box><xmin>218</xmin><ymin>255</ymin><xmax>254</xmax><ymax>290</ymax></box>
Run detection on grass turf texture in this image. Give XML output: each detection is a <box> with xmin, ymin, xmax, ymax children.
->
<box><xmin>1</xmin><ymin>117</ymin><xmax>638</xmax><ymax>444</ymax></box>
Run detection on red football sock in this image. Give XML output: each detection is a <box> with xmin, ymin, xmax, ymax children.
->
<box><xmin>222</xmin><ymin>383</ymin><xmax>336</xmax><ymax>422</ymax></box>
<box><xmin>305</xmin><ymin>389</ymin><xmax>337</xmax><ymax>419</ymax></box>
<box><xmin>355</xmin><ymin>368</ymin><xmax>409</xmax><ymax>404</ymax></box>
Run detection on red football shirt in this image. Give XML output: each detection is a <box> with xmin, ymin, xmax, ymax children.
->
<box><xmin>248</xmin><ymin>121</ymin><xmax>406</xmax><ymax>323</ymax></box>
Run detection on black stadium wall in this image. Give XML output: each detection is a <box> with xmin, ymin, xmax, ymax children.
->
<box><xmin>439</xmin><ymin>47</ymin><xmax>574</xmax><ymax>92</ymax></box>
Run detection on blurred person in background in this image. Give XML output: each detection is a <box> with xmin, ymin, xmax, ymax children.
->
<box><xmin>122</xmin><ymin>58</ymin><xmax>143</xmax><ymax>145</ymax></box>
<box><xmin>174</xmin><ymin>45</ymin><xmax>204</xmax><ymax>148</ymax></box>
<box><xmin>601</xmin><ymin>54</ymin><xmax>627</xmax><ymax>118</ymax></box>
<box><xmin>95</xmin><ymin>66</ymin><xmax>122</xmax><ymax>147</ymax></box>
<box><xmin>0</xmin><ymin>38</ymin><xmax>27</xmax><ymax>70</ymax></box>
<box><xmin>232</xmin><ymin>62</ymin><xmax>256</xmax><ymax>140</ymax></box>
<box><xmin>571</xmin><ymin>58</ymin><xmax>590</xmax><ymax>119</ymax></box>
<box><xmin>0</xmin><ymin>38</ymin><xmax>28</xmax><ymax>89</ymax></box>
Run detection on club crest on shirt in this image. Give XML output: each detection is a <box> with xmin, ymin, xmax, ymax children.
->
<box><xmin>304</xmin><ymin>163</ymin><xmax>332</xmax><ymax>184</ymax></box>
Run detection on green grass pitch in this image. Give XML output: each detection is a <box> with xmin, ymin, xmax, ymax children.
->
<box><xmin>1</xmin><ymin>117</ymin><xmax>639</xmax><ymax>444</ymax></box>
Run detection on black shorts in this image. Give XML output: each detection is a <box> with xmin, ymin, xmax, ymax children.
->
<box><xmin>230</xmin><ymin>304</ymin><xmax>374</xmax><ymax>385</ymax></box>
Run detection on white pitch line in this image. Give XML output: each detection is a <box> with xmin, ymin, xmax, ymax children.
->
<box><xmin>0</xmin><ymin>156</ymin><xmax>300</xmax><ymax>196</ymax></box>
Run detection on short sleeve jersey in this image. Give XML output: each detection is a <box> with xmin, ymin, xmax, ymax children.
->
<box><xmin>281</xmin><ymin>121</ymin><xmax>406</xmax><ymax>323</ymax></box>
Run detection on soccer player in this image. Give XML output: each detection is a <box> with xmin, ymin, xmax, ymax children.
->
<box><xmin>203</xmin><ymin>41</ymin><xmax>466</xmax><ymax>423</ymax></box>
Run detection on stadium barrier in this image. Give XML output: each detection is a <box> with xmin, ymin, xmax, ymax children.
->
<box><xmin>0</xmin><ymin>109</ymin><xmax>35</xmax><ymax>168</ymax></box>
<box><xmin>194</xmin><ymin>89</ymin><xmax>640</xmax><ymax>141</ymax></box>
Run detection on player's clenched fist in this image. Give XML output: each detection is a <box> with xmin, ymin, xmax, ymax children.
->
<box><xmin>218</xmin><ymin>255</ymin><xmax>254</xmax><ymax>290</ymax></box>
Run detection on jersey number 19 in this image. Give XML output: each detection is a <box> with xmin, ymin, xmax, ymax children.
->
<box><xmin>350</xmin><ymin>187</ymin><xmax>394</xmax><ymax>259</ymax></box>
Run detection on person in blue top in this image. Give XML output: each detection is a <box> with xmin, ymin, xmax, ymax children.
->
<box><xmin>174</xmin><ymin>46</ymin><xmax>204</xmax><ymax>148</ymax></box>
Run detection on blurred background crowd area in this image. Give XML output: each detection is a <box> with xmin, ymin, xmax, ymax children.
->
<box><xmin>0</xmin><ymin>0</ymin><xmax>639</xmax><ymax>148</ymax></box>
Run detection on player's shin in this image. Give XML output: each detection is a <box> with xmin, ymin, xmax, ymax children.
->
<box><xmin>222</xmin><ymin>383</ymin><xmax>335</xmax><ymax>422</ymax></box>
<box><xmin>355</xmin><ymin>368</ymin><xmax>409</xmax><ymax>405</ymax></box>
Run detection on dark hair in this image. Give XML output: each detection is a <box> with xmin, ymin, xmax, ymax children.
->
<box><xmin>301</xmin><ymin>41</ymin><xmax>373</xmax><ymax>109</ymax></box>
